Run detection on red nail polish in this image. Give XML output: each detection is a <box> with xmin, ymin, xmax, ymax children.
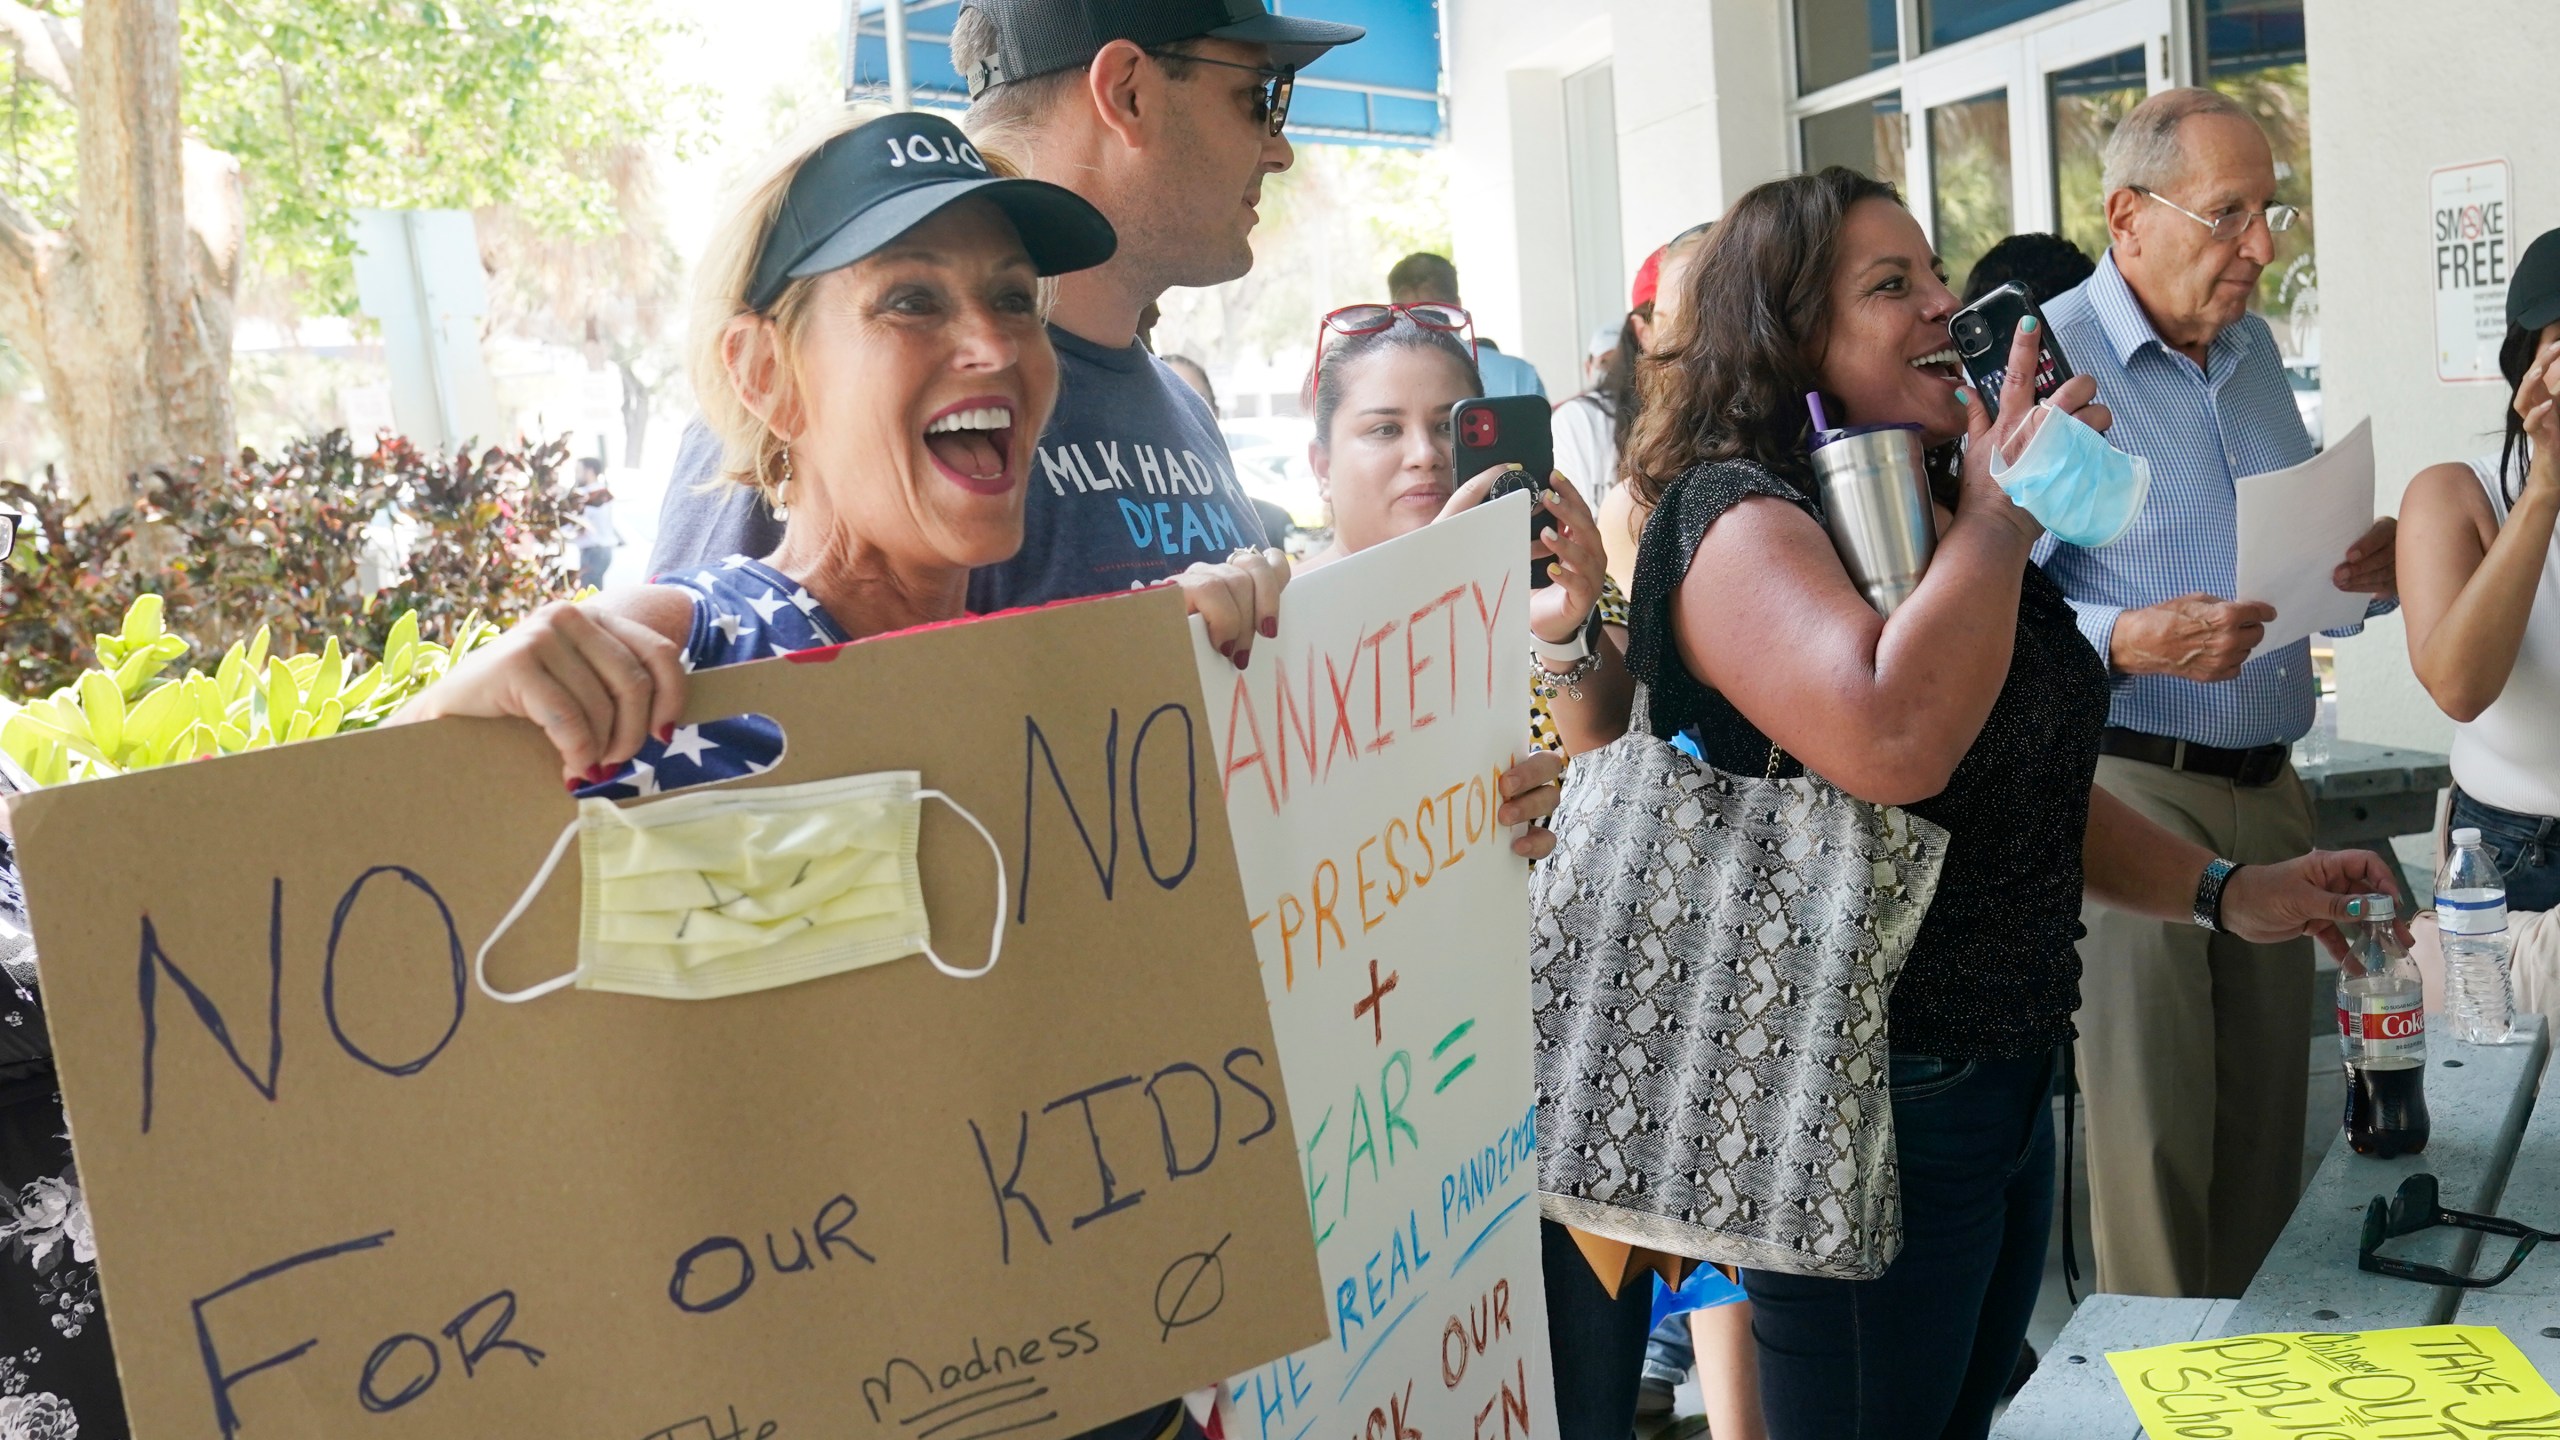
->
<box><xmin>654</xmin><ymin>723</ymin><xmax>676</xmax><ymax>743</ymax></box>
<box><xmin>564</xmin><ymin>777</ymin><xmax>582</xmax><ymax>794</ymax></box>
<box><xmin>586</xmin><ymin>763</ymin><xmax>613</xmax><ymax>783</ymax></box>
<box><xmin>1233</xmin><ymin>649</ymin><xmax>1251</xmax><ymax>670</ymax></box>
<box><xmin>1260</xmin><ymin>617</ymin><xmax>1278</xmax><ymax>639</ymax></box>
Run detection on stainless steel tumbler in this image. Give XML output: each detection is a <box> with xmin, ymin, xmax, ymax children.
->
<box><xmin>1809</xmin><ymin>422</ymin><xmax>1936</xmax><ymax>615</ymax></box>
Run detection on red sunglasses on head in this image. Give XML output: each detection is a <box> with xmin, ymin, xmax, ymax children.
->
<box><xmin>1306</xmin><ymin>302</ymin><xmax>1478</xmax><ymax>408</ymax></box>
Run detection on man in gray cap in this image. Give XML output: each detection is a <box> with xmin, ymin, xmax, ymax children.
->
<box><xmin>651</xmin><ymin>0</ymin><xmax>1360</xmax><ymax>621</ymax></box>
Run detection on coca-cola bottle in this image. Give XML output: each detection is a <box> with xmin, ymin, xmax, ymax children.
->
<box><xmin>2338</xmin><ymin>892</ymin><xmax>2429</xmax><ymax>1157</ymax></box>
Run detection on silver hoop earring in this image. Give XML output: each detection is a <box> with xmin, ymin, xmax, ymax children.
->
<box><xmin>772</xmin><ymin>445</ymin><xmax>794</xmax><ymax>519</ymax></box>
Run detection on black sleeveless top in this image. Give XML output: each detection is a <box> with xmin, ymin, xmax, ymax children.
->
<box><xmin>1626</xmin><ymin>459</ymin><xmax>2112</xmax><ymax>1059</ymax></box>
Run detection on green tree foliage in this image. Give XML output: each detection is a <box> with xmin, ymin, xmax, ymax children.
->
<box><xmin>0</xmin><ymin>0</ymin><xmax>701</xmax><ymax>316</ymax></box>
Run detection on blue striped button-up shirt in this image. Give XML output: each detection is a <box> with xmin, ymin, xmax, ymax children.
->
<box><xmin>2033</xmin><ymin>251</ymin><xmax>2380</xmax><ymax>749</ymax></box>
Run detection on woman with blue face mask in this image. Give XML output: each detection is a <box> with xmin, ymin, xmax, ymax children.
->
<box><xmin>1603</xmin><ymin>168</ymin><xmax>2397</xmax><ymax>1440</ymax></box>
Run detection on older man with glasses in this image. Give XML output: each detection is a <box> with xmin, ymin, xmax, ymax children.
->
<box><xmin>2038</xmin><ymin>87</ymin><xmax>2400</xmax><ymax>1304</ymax></box>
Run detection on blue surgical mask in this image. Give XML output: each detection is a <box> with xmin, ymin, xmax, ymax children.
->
<box><xmin>1988</xmin><ymin>404</ymin><xmax>2150</xmax><ymax>548</ymax></box>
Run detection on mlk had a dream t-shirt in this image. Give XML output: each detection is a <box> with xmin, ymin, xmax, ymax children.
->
<box><xmin>646</xmin><ymin>324</ymin><xmax>1266</xmax><ymax>611</ymax></box>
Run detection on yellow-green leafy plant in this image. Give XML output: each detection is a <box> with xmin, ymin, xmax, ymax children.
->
<box><xmin>0</xmin><ymin>596</ymin><xmax>497</xmax><ymax>785</ymax></box>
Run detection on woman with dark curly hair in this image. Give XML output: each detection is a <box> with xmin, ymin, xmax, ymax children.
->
<box><xmin>1611</xmin><ymin>168</ymin><xmax>2394</xmax><ymax>1439</ymax></box>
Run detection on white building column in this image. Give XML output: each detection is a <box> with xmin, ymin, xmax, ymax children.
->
<box><xmin>1445</xmin><ymin>0</ymin><xmax>1791</xmax><ymax>391</ymax></box>
<box><xmin>2307</xmin><ymin>0</ymin><xmax>2554</xmax><ymax>752</ymax></box>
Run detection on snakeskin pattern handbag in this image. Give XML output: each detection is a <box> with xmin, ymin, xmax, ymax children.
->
<box><xmin>1530</xmin><ymin>692</ymin><xmax>1950</xmax><ymax>1280</ymax></box>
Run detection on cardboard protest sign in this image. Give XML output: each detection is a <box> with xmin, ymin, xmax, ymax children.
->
<box><xmin>2108</xmin><ymin>1325</ymin><xmax>2560</xmax><ymax>1438</ymax></box>
<box><xmin>1198</xmin><ymin>498</ymin><xmax>1559</xmax><ymax>1440</ymax></box>
<box><xmin>11</xmin><ymin>587</ymin><xmax>1326</xmax><ymax>1439</ymax></box>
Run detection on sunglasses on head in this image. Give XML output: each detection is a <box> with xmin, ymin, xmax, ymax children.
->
<box><xmin>2359</xmin><ymin>1172</ymin><xmax>2558</xmax><ymax>1289</ymax></box>
<box><xmin>1306</xmin><ymin>302</ymin><xmax>1478</xmax><ymax>408</ymax></box>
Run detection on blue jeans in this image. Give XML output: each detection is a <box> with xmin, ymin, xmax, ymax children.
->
<box><xmin>1540</xmin><ymin>1217</ymin><xmax>1658</xmax><ymax>1439</ymax></box>
<box><xmin>2449</xmin><ymin>788</ymin><xmax>2560</xmax><ymax>913</ymax></box>
<box><xmin>1741</xmin><ymin>1052</ymin><xmax>2055</xmax><ymax>1440</ymax></box>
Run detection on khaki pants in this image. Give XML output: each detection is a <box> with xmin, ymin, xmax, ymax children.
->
<box><xmin>2075</xmin><ymin>755</ymin><xmax>2316</xmax><ymax>1298</ymax></box>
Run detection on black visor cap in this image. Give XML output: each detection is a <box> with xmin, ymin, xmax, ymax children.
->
<box><xmin>2511</xmin><ymin>227</ymin><xmax>2560</xmax><ymax>334</ymax></box>
<box><xmin>746</xmin><ymin>112</ymin><xmax>1117</xmax><ymax>311</ymax></box>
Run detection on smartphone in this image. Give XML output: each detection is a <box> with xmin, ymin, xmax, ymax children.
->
<box><xmin>1950</xmin><ymin>282</ymin><xmax>2074</xmax><ymax>422</ymax></box>
<box><xmin>1452</xmin><ymin>395</ymin><xmax>1556</xmax><ymax>588</ymax></box>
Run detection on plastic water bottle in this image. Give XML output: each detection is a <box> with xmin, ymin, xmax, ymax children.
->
<box><xmin>2437</xmin><ymin>828</ymin><xmax>2523</xmax><ymax>1045</ymax></box>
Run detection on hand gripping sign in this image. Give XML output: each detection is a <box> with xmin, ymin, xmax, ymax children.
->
<box><xmin>10</xmin><ymin>587</ymin><xmax>1324</xmax><ymax>1439</ymax></box>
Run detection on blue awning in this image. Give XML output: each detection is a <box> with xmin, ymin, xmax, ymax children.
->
<box><xmin>842</xmin><ymin>0</ymin><xmax>1444</xmax><ymax>146</ymax></box>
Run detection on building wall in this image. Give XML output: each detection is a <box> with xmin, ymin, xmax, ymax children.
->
<box><xmin>2308</xmin><ymin>0</ymin><xmax>2551</xmax><ymax>753</ymax></box>
<box><xmin>1445</xmin><ymin>0</ymin><xmax>1790</xmax><ymax>391</ymax></box>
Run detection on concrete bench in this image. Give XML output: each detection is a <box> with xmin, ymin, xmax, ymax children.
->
<box><xmin>2444</xmin><ymin>1034</ymin><xmax>2560</xmax><ymax>1377</ymax></box>
<box><xmin>1994</xmin><ymin>1016</ymin><xmax>2549</xmax><ymax>1431</ymax></box>
<box><xmin>2296</xmin><ymin>738</ymin><xmax>2451</xmax><ymax>901</ymax></box>
<box><xmin>1991</xmin><ymin>1296</ymin><xmax>2239</xmax><ymax>1439</ymax></box>
<box><xmin>2229</xmin><ymin>1016</ymin><xmax>2548</xmax><ymax>1332</ymax></box>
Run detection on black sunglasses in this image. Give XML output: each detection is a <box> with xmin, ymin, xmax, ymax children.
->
<box><xmin>2359</xmin><ymin>1172</ymin><xmax>2558</xmax><ymax>1289</ymax></box>
<box><xmin>0</xmin><ymin>511</ymin><xmax>19</xmax><ymax>561</ymax></box>
<box><xmin>1146</xmin><ymin>49</ymin><xmax>1296</xmax><ymax>137</ymax></box>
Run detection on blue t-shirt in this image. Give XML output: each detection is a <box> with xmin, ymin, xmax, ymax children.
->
<box><xmin>647</xmin><ymin>325</ymin><xmax>1266</xmax><ymax>612</ymax></box>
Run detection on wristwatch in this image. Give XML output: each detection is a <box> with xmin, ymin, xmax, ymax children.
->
<box><xmin>2193</xmin><ymin>857</ymin><xmax>2241</xmax><ymax>932</ymax></box>
<box><xmin>1532</xmin><ymin>610</ymin><xmax>1596</xmax><ymax>666</ymax></box>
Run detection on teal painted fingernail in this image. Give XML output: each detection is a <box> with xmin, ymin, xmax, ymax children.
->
<box><xmin>2347</xmin><ymin>897</ymin><xmax>2365</xmax><ymax>917</ymax></box>
<box><xmin>1955</xmin><ymin>387</ymin><xmax>1975</xmax><ymax>406</ymax></box>
<box><xmin>2020</xmin><ymin>315</ymin><xmax>2039</xmax><ymax>334</ymax></box>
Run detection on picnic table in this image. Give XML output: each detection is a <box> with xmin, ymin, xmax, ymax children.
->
<box><xmin>1994</xmin><ymin>1015</ymin><xmax>2553</xmax><ymax>1437</ymax></box>
<box><xmin>2296</xmin><ymin>737</ymin><xmax>2453</xmax><ymax>900</ymax></box>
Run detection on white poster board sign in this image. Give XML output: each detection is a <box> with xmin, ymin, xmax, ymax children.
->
<box><xmin>1195</xmin><ymin>498</ymin><xmax>1560</xmax><ymax>1440</ymax></box>
<box><xmin>2432</xmin><ymin>159</ymin><xmax>2514</xmax><ymax>383</ymax></box>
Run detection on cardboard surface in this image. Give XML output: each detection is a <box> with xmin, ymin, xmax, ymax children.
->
<box><xmin>1202</xmin><ymin>498</ymin><xmax>1560</xmax><ymax>1440</ymax></box>
<box><xmin>11</xmin><ymin>587</ymin><xmax>1326</xmax><ymax>1439</ymax></box>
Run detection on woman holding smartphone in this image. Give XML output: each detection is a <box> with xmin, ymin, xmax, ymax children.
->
<box><xmin>1617</xmin><ymin>168</ymin><xmax>2392</xmax><ymax>1440</ymax></box>
<box><xmin>2397</xmin><ymin>227</ymin><xmax>2560</xmax><ymax>908</ymax></box>
<box><xmin>1304</xmin><ymin>304</ymin><xmax>1737</xmax><ymax>1432</ymax></box>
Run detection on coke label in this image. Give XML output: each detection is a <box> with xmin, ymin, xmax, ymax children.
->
<box><xmin>2339</xmin><ymin>994</ymin><xmax>2426</xmax><ymax>1064</ymax></box>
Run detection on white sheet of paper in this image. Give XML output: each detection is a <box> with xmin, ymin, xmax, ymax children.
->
<box><xmin>2232</xmin><ymin>418</ymin><xmax>2376</xmax><ymax>652</ymax></box>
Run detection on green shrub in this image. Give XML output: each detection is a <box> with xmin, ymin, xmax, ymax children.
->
<box><xmin>0</xmin><ymin>430</ymin><xmax>586</xmax><ymax>702</ymax></box>
<box><xmin>0</xmin><ymin>596</ymin><xmax>498</xmax><ymax>784</ymax></box>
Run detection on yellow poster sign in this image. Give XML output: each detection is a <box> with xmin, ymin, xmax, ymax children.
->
<box><xmin>2109</xmin><ymin>1325</ymin><xmax>2560</xmax><ymax>1438</ymax></box>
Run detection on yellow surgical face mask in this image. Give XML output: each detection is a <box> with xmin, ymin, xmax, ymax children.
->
<box><xmin>474</xmin><ymin>771</ymin><xmax>1003</xmax><ymax>1003</ymax></box>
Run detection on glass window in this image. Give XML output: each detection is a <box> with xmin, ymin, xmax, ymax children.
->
<box><xmin>2049</xmin><ymin>48</ymin><xmax>2146</xmax><ymax>262</ymax></box>
<box><xmin>1795</xmin><ymin>0</ymin><xmax>1899</xmax><ymax>94</ymax></box>
<box><xmin>2204</xmin><ymin>0</ymin><xmax>2315</xmax><ymax>366</ymax></box>
<box><xmin>1918</xmin><ymin>0</ymin><xmax>2069</xmax><ymax>52</ymax></box>
<box><xmin>1929</xmin><ymin>90</ymin><xmax>2011</xmax><ymax>286</ymax></box>
<box><xmin>1801</xmin><ymin>92</ymin><xmax>1909</xmax><ymax>194</ymax></box>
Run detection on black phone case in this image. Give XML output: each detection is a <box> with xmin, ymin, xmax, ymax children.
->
<box><xmin>1951</xmin><ymin>283</ymin><xmax>2074</xmax><ymax>421</ymax></box>
<box><xmin>1454</xmin><ymin>395</ymin><xmax>1556</xmax><ymax>588</ymax></box>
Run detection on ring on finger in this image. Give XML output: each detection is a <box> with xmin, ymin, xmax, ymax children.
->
<box><xmin>1228</xmin><ymin>548</ymin><xmax>1259</xmax><ymax>566</ymax></box>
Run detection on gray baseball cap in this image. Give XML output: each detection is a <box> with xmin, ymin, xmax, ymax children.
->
<box><xmin>958</xmin><ymin>0</ymin><xmax>1364</xmax><ymax>97</ymax></box>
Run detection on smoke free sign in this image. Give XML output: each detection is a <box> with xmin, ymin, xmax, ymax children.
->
<box><xmin>2433</xmin><ymin>159</ymin><xmax>2514</xmax><ymax>383</ymax></box>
